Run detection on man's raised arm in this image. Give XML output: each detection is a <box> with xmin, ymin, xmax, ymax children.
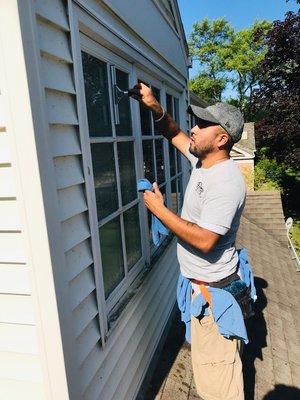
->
<box><xmin>129</xmin><ymin>83</ymin><xmax>191</xmax><ymax>159</ymax></box>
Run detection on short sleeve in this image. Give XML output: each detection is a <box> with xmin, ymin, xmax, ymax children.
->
<box><xmin>196</xmin><ymin>184</ymin><xmax>243</xmax><ymax>235</ymax></box>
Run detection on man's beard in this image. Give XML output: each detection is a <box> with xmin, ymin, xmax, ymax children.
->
<box><xmin>189</xmin><ymin>142</ymin><xmax>214</xmax><ymax>158</ymax></box>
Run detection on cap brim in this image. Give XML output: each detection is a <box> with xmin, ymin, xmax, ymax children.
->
<box><xmin>187</xmin><ymin>105</ymin><xmax>219</xmax><ymax>124</ymax></box>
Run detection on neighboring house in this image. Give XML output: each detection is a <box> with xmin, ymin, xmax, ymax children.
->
<box><xmin>0</xmin><ymin>1</ymin><xmax>191</xmax><ymax>399</ymax></box>
<box><xmin>230</xmin><ymin>122</ymin><xmax>256</xmax><ymax>191</ymax></box>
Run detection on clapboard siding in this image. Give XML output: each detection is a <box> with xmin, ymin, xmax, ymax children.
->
<box><xmin>0</xmin><ymin>232</ymin><xmax>27</xmax><ymax>264</ymax></box>
<box><xmin>69</xmin><ymin>265</ymin><xmax>96</xmax><ymax>310</ymax></box>
<box><xmin>58</xmin><ymin>184</ymin><xmax>88</xmax><ymax>221</ymax></box>
<box><xmin>0</xmin><ymin>352</ymin><xmax>43</xmax><ymax>382</ymax></box>
<box><xmin>76</xmin><ymin>318</ymin><xmax>101</xmax><ymax>366</ymax></box>
<box><xmin>0</xmin><ymin>379</ymin><xmax>46</xmax><ymax>400</ymax></box>
<box><xmin>54</xmin><ymin>155</ymin><xmax>85</xmax><ymax>189</ymax></box>
<box><xmin>36</xmin><ymin>16</ymin><xmax>72</xmax><ymax>62</ymax></box>
<box><xmin>0</xmin><ymin>134</ymin><xmax>10</xmax><ymax>164</ymax></box>
<box><xmin>45</xmin><ymin>89</ymin><xmax>78</xmax><ymax>125</ymax></box>
<box><xmin>0</xmin><ymin>265</ymin><xmax>31</xmax><ymax>295</ymax></box>
<box><xmin>73</xmin><ymin>290</ymin><xmax>98</xmax><ymax>338</ymax></box>
<box><xmin>41</xmin><ymin>55</ymin><xmax>76</xmax><ymax>94</ymax></box>
<box><xmin>0</xmin><ymin>200</ymin><xmax>22</xmax><ymax>231</ymax></box>
<box><xmin>0</xmin><ymin>294</ymin><xmax>35</xmax><ymax>325</ymax></box>
<box><xmin>61</xmin><ymin>212</ymin><xmax>91</xmax><ymax>252</ymax></box>
<box><xmin>34</xmin><ymin>0</ymin><xmax>69</xmax><ymax>31</ymax></box>
<box><xmin>65</xmin><ymin>239</ymin><xmax>94</xmax><ymax>281</ymax></box>
<box><xmin>0</xmin><ymin>324</ymin><xmax>39</xmax><ymax>354</ymax></box>
<box><xmin>50</xmin><ymin>125</ymin><xmax>81</xmax><ymax>157</ymax></box>
<box><xmin>0</xmin><ymin>166</ymin><xmax>17</xmax><ymax>198</ymax></box>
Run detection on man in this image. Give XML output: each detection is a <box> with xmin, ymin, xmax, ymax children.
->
<box><xmin>130</xmin><ymin>83</ymin><xmax>246</xmax><ymax>400</ymax></box>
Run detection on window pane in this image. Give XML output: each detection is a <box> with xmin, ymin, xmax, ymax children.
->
<box><xmin>155</xmin><ymin>140</ymin><xmax>165</xmax><ymax>184</ymax></box>
<box><xmin>166</xmin><ymin>94</ymin><xmax>173</xmax><ymax>117</ymax></box>
<box><xmin>169</xmin><ymin>143</ymin><xmax>176</xmax><ymax>177</ymax></box>
<box><xmin>116</xmin><ymin>69</ymin><xmax>132</xmax><ymax>136</ymax></box>
<box><xmin>174</xmin><ymin>97</ymin><xmax>180</xmax><ymax>124</ymax></box>
<box><xmin>81</xmin><ymin>52</ymin><xmax>112</xmax><ymax>137</ymax></box>
<box><xmin>118</xmin><ymin>142</ymin><xmax>137</xmax><ymax>205</ymax></box>
<box><xmin>123</xmin><ymin>205</ymin><xmax>142</xmax><ymax>270</ymax></box>
<box><xmin>100</xmin><ymin>217</ymin><xmax>124</xmax><ymax>299</ymax></box>
<box><xmin>152</xmin><ymin>87</ymin><xmax>161</xmax><ymax>135</ymax></box>
<box><xmin>176</xmin><ymin>149</ymin><xmax>182</xmax><ymax>173</ymax></box>
<box><xmin>178</xmin><ymin>176</ymin><xmax>183</xmax><ymax>209</ymax></box>
<box><xmin>139</xmin><ymin>80</ymin><xmax>151</xmax><ymax>135</ymax></box>
<box><xmin>91</xmin><ymin>143</ymin><xmax>118</xmax><ymax>220</ymax></box>
<box><xmin>171</xmin><ymin>179</ymin><xmax>178</xmax><ymax>213</ymax></box>
<box><xmin>143</xmin><ymin>140</ymin><xmax>155</xmax><ymax>183</ymax></box>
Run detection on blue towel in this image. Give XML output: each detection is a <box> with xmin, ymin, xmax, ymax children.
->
<box><xmin>238</xmin><ymin>248</ymin><xmax>257</xmax><ymax>301</ymax></box>
<box><xmin>137</xmin><ymin>179</ymin><xmax>169</xmax><ymax>246</ymax></box>
<box><xmin>177</xmin><ymin>273</ymin><xmax>249</xmax><ymax>344</ymax></box>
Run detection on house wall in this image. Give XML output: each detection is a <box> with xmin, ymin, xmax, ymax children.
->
<box><xmin>235</xmin><ymin>160</ymin><xmax>255</xmax><ymax>191</ymax></box>
<box><xmin>0</xmin><ymin>1</ymin><xmax>188</xmax><ymax>399</ymax></box>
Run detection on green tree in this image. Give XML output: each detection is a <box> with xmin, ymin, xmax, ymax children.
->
<box><xmin>189</xmin><ymin>19</ymin><xmax>271</xmax><ymax>117</ymax></box>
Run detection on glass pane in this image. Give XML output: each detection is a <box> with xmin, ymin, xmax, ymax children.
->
<box><xmin>116</xmin><ymin>69</ymin><xmax>132</xmax><ymax>136</ymax></box>
<box><xmin>152</xmin><ymin>87</ymin><xmax>161</xmax><ymax>135</ymax></box>
<box><xmin>174</xmin><ymin>97</ymin><xmax>180</xmax><ymax>124</ymax></box>
<box><xmin>81</xmin><ymin>52</ymin><xmax>112</xmax><ymax>137</ymax></box>
<box><xmin>176</xmin><ymin>149</ymin><xmax>182</xmax><ymax>173</ymax></box>
<box><xmin>139</xmin><ymin>80</ymin><xmax>151</xmax><ymax>135</ymax></box>
<box><xmin>166</xmin><ymin>94</ymin><xmax>173</xmax><ymax>117</ymax></box>
<box><xmin>171</xmin><ymin>179</ymin><xmax>178</xmax><ymax>213</ymax></box>
<box><xmin>178</xmin><ymin>176</ymin><xmax>183</xmax><ymax>208</ymax></box>
<box><xmin>91</xmin><ymin>143</ymin><xmax>118</xmax><ymax>220</ymax></box>
<box><xmin>100</xmin><ymin>217</ymin><xmax>124</xmax><ymax>299</ymax></box>
<box><xmin>169</xmin><ymin>143</ymin><xmax>176</xmax><ymax>177</ymax></box>
<box><xmin>123</xmin><ymin>206</ymin><xmax>142</xmax><ymax>270</ymax></box>
<box><xmin>143</xmin><ymin>140</ymin><xmax>155</xmax><ymax>183</ymax></box>
<box><xmin>118</xmin><ymin>142</ymin><xmax>137</xmax><ymax>205</ymax></box>
<box><xmin>155</xmin><ymin>140</ymin><xmax>165</xmax><ymax>184</ymax></box>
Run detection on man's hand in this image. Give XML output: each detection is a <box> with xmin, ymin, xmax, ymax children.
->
<box><xmin>143</xmin><ymin>182</ymin><xmax>165</xmax><ymax>216</ymax></box>
<box><xmin>129</xmin><ymin>82</ymin><xmax>164</xmax><ymax>118</ymax></box>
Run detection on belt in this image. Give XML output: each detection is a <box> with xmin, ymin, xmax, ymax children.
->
<box><xmin>191</xmin><ymin>270</ymin><xmax>240</xmax><ymax>289</ymax></box>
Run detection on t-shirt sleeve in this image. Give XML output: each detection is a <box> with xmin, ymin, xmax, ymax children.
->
<box><xmin>196</xmin><ymin>183</ymin><xmax>242</xmax><ymax>235</ymax></box>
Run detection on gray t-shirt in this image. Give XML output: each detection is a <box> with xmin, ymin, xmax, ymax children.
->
<box><xmin>177</xmin><ymin>151</ymin><xmax>246</xmax><ymax>282</ymax></box>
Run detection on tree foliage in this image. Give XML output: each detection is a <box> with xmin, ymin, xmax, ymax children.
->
<box><xmin>188</xmin><ymin>18</ymin><xmax>271</xmax><ymax>115</ymax></box>
<box><xmin>253</xmin><ymin>9</ymin><xmax>300</xmax><ymax>169</ymax></box>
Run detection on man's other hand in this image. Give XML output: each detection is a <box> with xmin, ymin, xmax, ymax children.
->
<box><xmin>143</xmin><ymin>182</ymin><xmax>165</xmax><ymax>216</ymax></box>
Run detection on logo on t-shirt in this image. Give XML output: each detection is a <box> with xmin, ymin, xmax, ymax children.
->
<box><xmin>195</xmin><ymin>181</ymin><xmax>204</xmax><ymax>196</ymax></box>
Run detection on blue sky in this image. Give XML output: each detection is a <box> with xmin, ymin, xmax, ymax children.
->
<box><xmin>177</xmin><ymin>0</ymin><xmax>299</xmax><ymax>85</ymax></box>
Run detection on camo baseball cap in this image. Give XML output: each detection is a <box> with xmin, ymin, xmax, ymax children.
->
<box><xmin>187</xmin><ymin>102</ymin><xmax>244</xmax><ymax>143</ymax></box>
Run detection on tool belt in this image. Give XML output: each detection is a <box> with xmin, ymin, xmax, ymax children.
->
<box><xmin>191</xmin><ymin>270</ymin><xmax>254</xmax><ymax>320</ymax></box>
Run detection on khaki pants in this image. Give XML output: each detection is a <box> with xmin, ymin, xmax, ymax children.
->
<box><xmin>191</xmin><ymin>296</ymin><xmax>244</xmax><ymax>400</ymax></box>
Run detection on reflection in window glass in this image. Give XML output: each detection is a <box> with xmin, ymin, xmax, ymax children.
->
<box><xmin>100</xmin><ymin>217</ymin><xmax>124</xmax><ymax>299</ymax></box>
<box><xmin>152</xmin><ymin>87</ymin><xmax>161</xmax><ymax>135</ymax></box>
<box><xmin>155</xmin><ymin>140</ymin><xmax>165</xmax><ymax>184</ymax></box>
<box><xmin>118</xmin><ymin>142</ymin><xmax>137</xmax><ymax>205</ymax></box>
<box><xmin>143</xmin><ymin>140</ymin><xmax>155</xmax><ymax>183</ymax></box>
<box><xmin>81</xmin><ymin>52</ymin><xmax>112</xmax><ymax>137</ymax></box>
<box><xmin>171</xmin><ymin>179</ymin><xmax>178</xmax><ymax>213</ymax></box>
<box><xmin>169</xmin><ymin>143</ymin><xmax>176</xmax><ymax>177</ymax></box>
<box><xmin>177</xmin><ymin>149</ymin><xmax>182</xmax><ymax>173</ymax></box>
<box><xmin>174</xmin><ymin>97</ymin><xmax>180</xmax><ymax>124</ymax></box>
<box><xmin>116</xmin><ymin>69</ymin><xmax>132</xmax><ymax>136</ymax></box>
<box><xmin>123</xmin><ymin>206</ymin><xmax>142</xmax><ymax>270</ymax></box>
<box><xmin>178</xmin><ymin>177</ymin><xmax>183</xmax><ymax>208</ymax></box>
<box><xmin>91</xmin><ymin>143</ymin><xmax>118</xmax><ymax>220</ymax></box>
<box><xmin>139</xmin><ymin>81</ymin><xmax>151</xmax><ymax>134</ymax></box>
<box><xmin>166</xmin><ymin>94</ymin><xmax>173</xmax><ymax>117</ymax></box>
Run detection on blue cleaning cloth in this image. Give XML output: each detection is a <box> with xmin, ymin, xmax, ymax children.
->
<box><xmin>238</xmin><ymin>248</ymin><xmax>257</xmax><ymax>301</ymax></box>
<box><xmin>137</xmin><ymin>179</ymin><xmax>169</xmax><ymax>246</ymax></box>
<box><xmin>177</xmin><ymin>273</ymin><xmax>249</xmax><ymax>344</ymax></box>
